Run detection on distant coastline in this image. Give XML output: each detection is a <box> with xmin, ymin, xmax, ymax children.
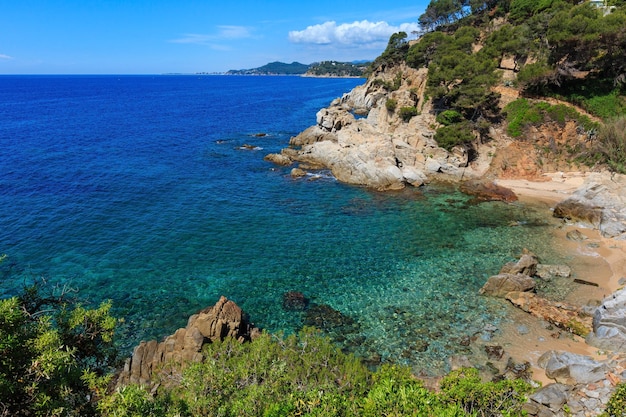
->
<box><xmin>222</xmin><ymin>60</ymin><xmax>370</xmax><ymax>77</ymax></box>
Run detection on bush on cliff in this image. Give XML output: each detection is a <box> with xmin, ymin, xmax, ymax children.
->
<box><xmin>434</xmin><ymin>122</ymin><xmax>476</xmax><ymax>151</ymax></box>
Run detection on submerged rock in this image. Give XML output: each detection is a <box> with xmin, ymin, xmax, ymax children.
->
<box><xmin>304</xmin><ymin>303</ymin><xmax>357</xmax><ymax>331</ymax></box>
<box><xmin>535</xmin><ymin>264</ymin><xmax>572</xmax><ymax>280</ymax></box>
<box><xmin>459</xmin><ymin>180</ymin><xmax>518</xmax><ymax>203</ymax></box>
<box><xmin>505</xmin><ymin>292</ymin><xmax>592</xmax><ymax>336</ymax></box>
<box><xmin>282</xmin><ymin>291</ymin><xmax>309</xmax><ymax>311</ymax></box>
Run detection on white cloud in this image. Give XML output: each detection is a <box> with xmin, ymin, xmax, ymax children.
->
<box><xmin>169</xmin><ymin>26</ymin><xmax>252</xmax><ymax>45</ymax></box>
<box><xmin>0</xmin><ymin>54</ymin><xmax>14</xmax><ymax>60</ymax></box>
<box><xmin>216</xmin><ymin>25</ymin><xmax>252</xmax><ymax>39</ymax></box>
<box><xmin>288</xmin><ymin>20</ymin><xmax>420</xmax><ymax>47</ymax></box>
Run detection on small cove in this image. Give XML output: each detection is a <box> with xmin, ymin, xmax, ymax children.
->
<box><xmin>0</xmin><ymin>75</ymin><xmax>574</xmax><ymax>375</ymax></box>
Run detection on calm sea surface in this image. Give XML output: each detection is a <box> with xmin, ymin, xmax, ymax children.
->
<box><xmin>0</xmin><ymin>75</ymin><xmax>566</xmax><ymax>373</ymax></box>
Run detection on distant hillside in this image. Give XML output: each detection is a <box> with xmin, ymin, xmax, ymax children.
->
<box><xmin>306</xmin><ymin>61</ymin><xmax>369</xmax><ymax>77</ymax></box>
<box><xmin>226</xmin><ymin>60</ymin><xmax>370</xmax><ymax>77</ymax></box>
<box><xmin>226</xmin><ymin>61</ymin><xmax>309</xmax><ymax>75</ymax></box>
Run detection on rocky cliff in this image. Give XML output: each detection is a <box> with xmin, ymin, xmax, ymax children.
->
<box><xmin>266</xmin><ymin>63</ymin><xmax>496</xmax><ymax>190</ymax></box>
<box><xmin>265</xmin><ymin>59</ymin><xmax>600</xmax><ymax>191</ymax></box>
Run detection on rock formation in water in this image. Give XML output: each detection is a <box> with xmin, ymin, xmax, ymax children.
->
<box><xmin>117</xmin><ymin>296</ymin><xmax>260</xmax><ymax>388</ymax></box>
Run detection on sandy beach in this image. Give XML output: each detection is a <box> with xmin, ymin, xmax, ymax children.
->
<box><xmin>485</xmin><ymin>172</ymin><xmax>626</xmax><ymax>385</ymax></box>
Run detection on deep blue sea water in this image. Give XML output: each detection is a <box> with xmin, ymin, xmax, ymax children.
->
<box><xmin>0</xmin><ymin>75</ymin><xmax>567</xmax><ymax>374</ymax></box>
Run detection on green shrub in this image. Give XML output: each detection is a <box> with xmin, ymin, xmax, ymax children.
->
<box><xmin>434</xmin><ymin>122</ymin><xmax>475</xmax><ymax>150</ymax></box>
<box><xmin>437</xmin><ymin>110</ymin><xmax>464</xmax><ymax>126</ymax></box>
<box><xmin>440</xmin><ymin>367</ymin><xmax>533</xmax><ymax>416</ymax></box>
<box><xmin>386</xmin><ymin>98</ymin><xmax>398</xmax><ymax>111</ymax></box>
<box><xmin>399</xmin><ymin>106</ymin><xmax>419</xmax><ymax>122</ymax></box>
<box><xmin>360</xmin><ymin>365</ymin><xmax>448</xmax><ymax>417</ymax></box>
<box><xmin>0</xmin><ymin>281</ymin><xmax>118</xmax><ymax>417</ymax></box>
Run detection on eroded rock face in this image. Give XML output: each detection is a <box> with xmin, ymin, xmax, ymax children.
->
<box><xmin>117</xmin><ymin>296</ymin><xmax>260</xmax><ymax>388</ymax></box>
<box><xmin>587</xmin><ymin>288</ymin><xmax>626</xmax><ymax>352</ymax></box>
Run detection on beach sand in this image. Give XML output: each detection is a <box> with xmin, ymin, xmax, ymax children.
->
<box><xmin>483</xmin><ymin>173</ymin><xmax>626</xmax><ymax>385</ymax></box>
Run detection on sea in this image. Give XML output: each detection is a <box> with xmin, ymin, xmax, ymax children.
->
<box><xmin>0</xmin><ymin>75</ymin><xmax>568</xmax><ymax>374</ymax></box>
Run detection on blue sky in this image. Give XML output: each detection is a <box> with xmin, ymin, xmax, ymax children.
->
<box><xmin>0</xmin><ymin>0</ymin><xmax>429</xmax><ymax>74</ymax></box>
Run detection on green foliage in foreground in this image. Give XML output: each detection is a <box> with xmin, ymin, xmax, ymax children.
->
<box><xmin>0</xmin><ymin>281</ymin><xmax>118</xmax><ymax>417</ymax></box>
<box><xmin>99</xmin><ymin>329</ymin><xmax>533</xmax><ymax>417</ymax></box>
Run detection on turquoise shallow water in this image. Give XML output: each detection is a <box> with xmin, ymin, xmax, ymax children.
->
<box><xmin>0</xmin><ymin>75</ymin><xmax>567</xmax><ymax>374</ymax></box>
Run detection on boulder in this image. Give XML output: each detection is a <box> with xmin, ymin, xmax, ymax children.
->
<box><xmin>479</xmin><ymin>273</ymin><xmax>535</xmax><ymax>297</ymax></box>
<box><xmin>553</xmin><ymin>199</ymin><xmax>603</xmax><ymax>228</ymax></box>
<box><xmin>499</xmin><ymin>252</ymin><xmax>538</xmax><ymax>276</ymax></box>
<box><xmin>117</xmin><ymin>296</ymin><xmax>259</xmax><ymax>388</ymax></box>
<box><xmin>459</xmin><ymin>180</ymin><xmax>518</xmax><ymax>203</ymax></box>
<box><xmin>538</xmin><ymin>351</ymin><xmax>607</xmax><ymax>385</ymax></box>
<box><xmin>587</xmin><ymin>288</ymin><xmax>626</xmax><ymax>352</ymax></box>
<box><xmin>264</xmin><ymin>153</ymin><xmax>292</xmax><ymax>166</ymax></box>
<box><xmin>553</xmin><ymin>173</ymin><xmax>626</xmax><ymax>240</ymax></box>
<box><xmin>528</xmin><ymin>383</ymin><xmax>571</xmax><ymax>410</ymax></box>
<box><xmin>565</xmin><ymin>229</ymin><xmax>587</xmax><ymax>241</ymax></box>
<box><xmin>290</xmin><ymin>168</ymin><xmax>306</xmax><ymax>178</ymax></box>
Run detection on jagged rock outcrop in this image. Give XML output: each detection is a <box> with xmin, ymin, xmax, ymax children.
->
<box><xmin>553</xmin><ymin>172</ymin><xmax>626</xmax><ymax>240</ymax></box>
<box><xmin>266</xmin><ymin>64</ymin><xmax>488</xmax><ymax>190</ymax></box>
<box><xmin>587</xmin><ymin>288</ymin><xmax>626</xmax><ymax>352</ymax></box>
<box><xmin>117</xmin><ymin>296</ymin><xmax>260</xmax><ymax>388</ymax></box>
